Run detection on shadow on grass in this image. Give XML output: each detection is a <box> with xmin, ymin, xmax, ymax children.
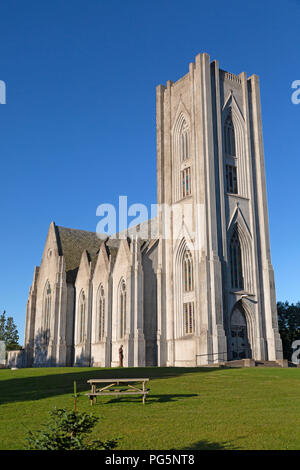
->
<box><xmin>0</xmin><ymin>366</ymin><xmax>219</xmax><ymax>405</ymax></box>
<box><xmin>181</xmin><ymin>439</ymin><xmax>237</xmax><ymax>450</ymax></box>
<box><xmin>92</xmin><ymin>393</ymin><xmax>199</xmax><ymax>405</ymax></box>
<box><xmin>147</xmin><ymin>393</ymin><xmax>198</xmax><ymax>403</ymax></box>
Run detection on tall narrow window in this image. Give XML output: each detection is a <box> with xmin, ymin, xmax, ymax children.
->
<box><xmin>43</xmin><ymin>282</ymin><xmax>51</xmax><ymax>343</ymax></box>
<box><xmin>182</xmin><ymin>248</ymin><xmax>195</xmax><ymax>335</ymax></box>
<box><xmin>224</xmin><ymin>109</ymin><xmax>236</xmax><ymax>157</ymax></box>
<box><xmin>226</xmin><ymin>164</ymin><xmax>238</xmax><ymax>194</ymax></box>
<box><xmin>230</xmin><ymin>228</ymin><xmax>244</xmax><ymax>290</ymax></box>
<box><xmin>180</xmin><ymin>121</ymin><xmax>190</xmax><ymax>161</ymax></box>
<box><xmin>224</xmin><ymin>109</ymin><xmax>238</xmax><ymax>194</ymax></box>
<box><xmin>184</xmin><ymin>302</ymin><xmax>194</xmax><ymax>335</ymax></box>
<box><xmin>119</xmin><ymin>280</ymin><xmax>126</xmax><ymax>339</ymax></box>
<box><xmin>98</xmin><ymin>286</ymin><xmax>105</xmax><ymax>341</ymax></box>
<box><xmin>183</xmin><ymin>250</ymin><xmax>193</xmax><ymax>292</ymax></box>
<box><xmin>173</xmin><ymin>113</ymin><xmax>192</xmax><ymax>201</ymax></box>
<box><xmin>79</xmin><ymin>292</ymin><xmax>86</xmax><ymax>343</ymax></box>
<box><xmin>181</xmin><ymin>167</ymin><xmax>191</xmax><ymax>198</ymax></box>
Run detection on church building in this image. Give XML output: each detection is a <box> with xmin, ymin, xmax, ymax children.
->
<box><xmin>22</xmin><ymin>53</ymin><xmax>283</xmax><ymax>368</ymax></box>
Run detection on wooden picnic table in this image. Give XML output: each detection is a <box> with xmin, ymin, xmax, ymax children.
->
<box><xmin>86</xmin><ymin>378</ymin><xmax>150</xmax><ymax>405</ymax></box>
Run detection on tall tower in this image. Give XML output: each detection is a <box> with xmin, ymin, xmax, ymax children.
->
<box><xmin>156</xmin><ymin>53</ymin><xmax>282</xmax><ymax>366</ymax></box>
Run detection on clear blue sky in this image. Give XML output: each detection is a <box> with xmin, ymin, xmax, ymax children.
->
<box><xmin>0</xmin><ymin>0</ymin><xmax>299</xmax><ymax>344</ymax></box>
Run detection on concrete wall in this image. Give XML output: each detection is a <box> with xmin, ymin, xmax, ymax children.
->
<box><xmin>7</xmin><ymin>350</ymin><xmax>25</xmax><ymax>368</ymax></box>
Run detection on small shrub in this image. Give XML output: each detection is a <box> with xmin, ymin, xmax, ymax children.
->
<box><xmin>26</xmin><ymin>408</ymin><xmax>118</xmax><ymax>450</ymax></box>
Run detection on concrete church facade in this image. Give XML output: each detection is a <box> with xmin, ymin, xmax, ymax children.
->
<box><xmin>21</xmin><ymin>53</ymin><xmax>283</xmax><ymax>368</ymax></box>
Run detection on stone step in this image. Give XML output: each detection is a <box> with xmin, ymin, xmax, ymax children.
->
<box><xmin>224</xmin><ymin>359</ymin><xmax>286</xmax><ymax>368</ymax></box>
<box><xmin>255</xmin><ymin>360</ymin><xmax>281</xmax><ymax>367</ymax></box>
<box><xmin>200</xmin><ymin>359</ymin><xmax>288</xmax><ymax>368</ymax></box>
<box><xmin>224</xmin><ymin>359</ymin><xmax>254</xmax><ymax>368</ymax></box>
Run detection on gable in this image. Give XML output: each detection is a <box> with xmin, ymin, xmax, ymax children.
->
<box><xmin>112</xmin><ymin>238</ymin><xmax>132</xmax><ymax>276</ymax></box>
<box><xmin>55</xmin><ymin>225</ymin><xmax>102</xmax><ymax>283</ymax></box>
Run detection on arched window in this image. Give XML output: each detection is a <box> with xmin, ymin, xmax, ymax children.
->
<box><xmin>119</xmin><ymin>280</ymin><xmax>126</xmax><ymax>339</ymax></box>
<box><xmin>230</xmin><ymin>227</ymin><xmax>244</xmax><ymax>290</ymax></box>
<box><xmin>180</xmin><ymin>120</ymin><xmax>191</xmax><ymax>198</ymax></box>
<box><xmin>183</xmin><ymin>250</ymin><xmax>193</xmax><ymax>292</ymax></box>
<box><xmin>98</xmin><ymin>285</ymin><xmax>105</xmax><ymax>341</ymax></box>
<box><xmin>183</xmin><ymin>248</ymin><xmax>194</xmax><ymax>335</ymax></box>
<box><xmin>224</xmin><ymin>108</ymin><xmax>238</xmax><ymax>194</ymax></box>
<box><xmin>173</xmin><ymin>113</ymin><xmax>192</xmax><ymax>201</ymax></box>
<box><xmin>79</xmin><ymin>292</ymin><xmax>86</xmax><ymax>343</ymax></box>
<box><xmin>224</xmin><ymin>109</ymin><xmax>236</xmax><ymax>157</ymax></box>
<box><xmin>180</xmin><ymin>120</ymin><xmax>190</xmax><ymax>161</ymax></box>
<box><xmin>175</xmin><ymin>240</ymin><xmax>196</xmax><ymax>338</ymax></box>
<box><xmin>43</xmin><ymin>281</ymin><xmax>51</xmax><ymax>343</ymax></box>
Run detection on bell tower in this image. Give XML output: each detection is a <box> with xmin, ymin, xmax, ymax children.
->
<box><xmin>156</xmin><ymin>53</ymin><xmax>282</xmax><ymax>366</ymax></box>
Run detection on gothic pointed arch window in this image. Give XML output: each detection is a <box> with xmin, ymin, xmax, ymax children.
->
<box><xmin>98</xmin><ymin>285</ymin><xmax>105</xmax><ymax>341</ymax></box>
<box><xmin>175</xmin><ymin>240</ymin><xmax>196</xmax><ymax>337</ymax></box>
<box><xmin>224</xmin><ymin>109</ymin><xmax>236</xmax><ymax>157</ymax></box>
<box><xmin>224</xmin><ymin>108</ymin><xmax>238</xmax><ymax>194</ymax></box>
<box><xmin>180</xmin><ymin>119</ymin><xmax>191</xmax><ymax>198</ymax></box>
<box><xmin>79</xmin><ymin>291</ymin><xmax>86</xmax><ymax>343</ymax></box>
<box><xmin>173</xmin><ymin>113</ymin><xmax>192</xmax><ymax>201</ymax></box>
<box><xmin>182</xmin><ymin>248</ymin><xmax>194</xmax><ymax>335</ymax></box>
<box><xmin>183</xmin><ymin>249</ymin><xmax>193</xmax><ymax>293</ymax></box>
<box><xmin>119</xmin><ymin>279</ymin><xmax>126</xmax><ymax>339</ymax></box>
<box><xmin>180</xmin><ymin>119</ymin><xmax>190</xmax><ymax>161</ymax></box>
<box><xmin>230</xmin><ymin>227</ymin><xmax>244</xmax><ymax>290</ymax></box>
<box><xmin>43</xmin><ymin>281</ymin><xmax>51</xmax><ymax>343</ymax></box>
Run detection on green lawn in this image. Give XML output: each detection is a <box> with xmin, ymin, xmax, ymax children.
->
<box><xmin>1</xmin><ymin>366</ymin><xmax>300</xmax><ymax>450</ymax></box>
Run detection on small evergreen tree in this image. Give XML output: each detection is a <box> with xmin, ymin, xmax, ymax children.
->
<box><xmin>0</xmin><ymin>311</ymin><xmax>6</xmax><ymax>341</ymax></box>
<box><xmin>5</xmin><ymin>316</ymin><xmax>20</xmax><ymax>351</ymax></box>
<box><xmin>26</xmin><ymin>408</ymin><xmax>119</xmax><ymax>450</ymax></box>
<box><xmin>0</xmin><ymin>310</ymin><xmax>21</xmax><ymax>351</ymax></box>
<box><xmin>277</xmin><ymin>301</ymin><xmax>300</xmax><ymax>359</ymax></box>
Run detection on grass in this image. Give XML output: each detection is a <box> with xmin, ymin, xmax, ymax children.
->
<box><xmin>1</xmin><ymin>366</ymin><xmax>300</xmax><ymax>450</ymax></box>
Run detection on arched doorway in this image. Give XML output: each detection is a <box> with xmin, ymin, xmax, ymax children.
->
<box><xmin>229</xmin><ymin>304</ymin><xmax>252</xmax><ymax>360</ymax></box>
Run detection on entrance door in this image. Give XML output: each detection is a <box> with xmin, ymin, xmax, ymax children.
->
<box><xmin>230</xmin><ymin>306</ymin><xmax>251</xmax><ymax>359</ymax></box>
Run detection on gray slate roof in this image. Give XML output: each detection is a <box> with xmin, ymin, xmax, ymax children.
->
<box><xmin>54</xmin><ymin>217</ymin><xmax>158</xmax><ymax>284</ymax></box>
<box><xmin>55</xmin><ymin>226</ymin><xmax>104</xmax><ymax>283</ymax></box>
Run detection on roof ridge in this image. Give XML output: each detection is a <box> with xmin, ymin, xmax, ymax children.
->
<box><xmin>57</xmin><ymin>225</ymin><xmax>97</xmax><ymax>235</ymax></box>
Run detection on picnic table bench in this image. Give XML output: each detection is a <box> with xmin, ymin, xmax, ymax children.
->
<box><xmin>86</xmin><ymin>378</ymin><xmax>150</xmax><ymax>405</ymax></box>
